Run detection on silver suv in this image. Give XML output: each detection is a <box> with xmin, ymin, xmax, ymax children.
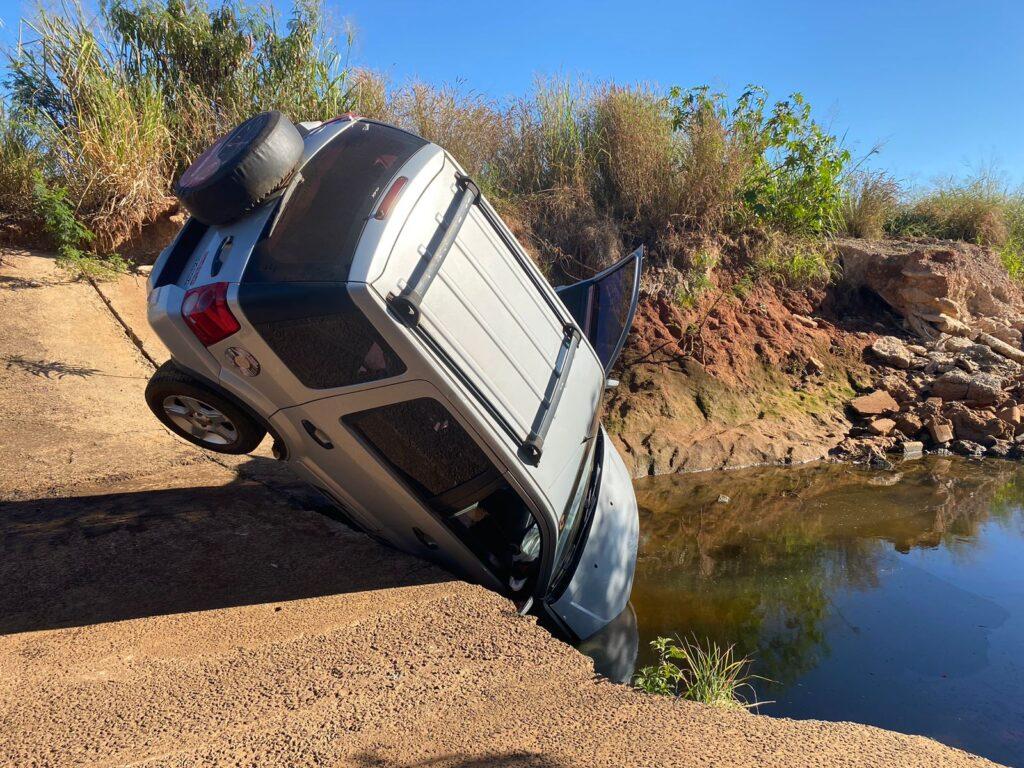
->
<box><xmin>144</xmin><ymin>111</ymin><xmax>641</xmax><ymax>640</ymax></box>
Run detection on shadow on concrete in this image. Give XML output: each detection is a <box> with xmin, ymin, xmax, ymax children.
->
<box><xmin>353</xmin><ymin>752</ymin><xmax>568</xmax><ymax>768</ymax></box>
<box><xmin>0</xmin><ymin>458</ymin><xmax>449</xmax><ymax>635</ymax></box>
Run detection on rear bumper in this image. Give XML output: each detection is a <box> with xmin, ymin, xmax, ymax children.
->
<box><xmin>545</xmin><ymin>428</ymin><xmax>638</xmax><ymax>641</ymax></box>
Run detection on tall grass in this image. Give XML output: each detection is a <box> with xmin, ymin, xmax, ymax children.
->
<box><xmin>841</xmin><ymin>170</ymin><xmax>900</xmax><ymax>239</ymax></box>
<box><xmin>1</xmin><ymin>0</ymin><xmax>856</xmax><ymax>289</ymax></box>
<box><xmin>4</xmin><ymin>0</ymin><xmax>356</xmax><ymax>253</ymax></box>
<box><xmin>889</xmin><ymin>172</ymin><xmax>1012</xmax><ymax>246</ymax></box>
<box><xmin>634</xmin><ymin>635</ymin><xmax>763</xmax><ymax>710</ymax></box>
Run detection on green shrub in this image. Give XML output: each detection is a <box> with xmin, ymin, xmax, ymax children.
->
<box><xmin>634</xmin><ymin>635</ymin><xmax>762</xmax><ymax>710</ymax></box>
<box><xmin>670</xmin><ymin>86</ymin><xmax>850</xmax><ymax>237</ymax></box>
<box><xmin>32</xmin><ymin>172</ymin><xmax>126</xmax><ymax>279</ymax></box>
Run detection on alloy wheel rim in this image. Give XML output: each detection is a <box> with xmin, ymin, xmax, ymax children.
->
<box><xmin>162</xmin><ymin>395</ymin><xmax>238</xmax><ymax>446</ymax></box>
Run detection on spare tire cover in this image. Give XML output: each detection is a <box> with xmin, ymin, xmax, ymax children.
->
<box><xmin>174</xmin><ymin>111</ymin><xmax>303</xmax><ymax>226</ymax></box>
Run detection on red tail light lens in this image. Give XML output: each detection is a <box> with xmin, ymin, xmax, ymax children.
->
<box><xmin>181</xmin><ymin>282</ymin><xmax>240</xmax><ymax>346</ymax></box>
<box><xmin>374</xmin><ymin>176</ymin><xmax>408</xmax><ymax>220</ymax></box>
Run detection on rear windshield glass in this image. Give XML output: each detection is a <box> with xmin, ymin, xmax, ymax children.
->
<box><xmin>245</xmin><ymin>122</ymin><xmax>427</xmax><ymax>283</ymax></box>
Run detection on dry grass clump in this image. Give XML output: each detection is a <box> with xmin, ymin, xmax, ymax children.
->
<box><xmin>386</xmin><ymin>82</ymin><xmax>506</xmax><ymax>180</ymax></box>
<box><xmin>0</xmin><ymin>106</ymin><xmax>43</xmax><ymax>219</ymax></box>
<box><xmin>890</xmin><ymin>173</ymin><xmax>1011</xmax><ymax>246</ymax></box>
<box><xmin>9</xmin><ymin>7</ymin><xmax>174</xmax><ymax>250</ymax></box>
<box><xmin>841</xmin><ymin>170</ymin><xmax>900</xmax><ymax>240</ymax></box>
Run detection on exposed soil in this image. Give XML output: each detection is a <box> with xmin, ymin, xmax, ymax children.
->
<box><xmin>607</xmin><ymin>266</ymin><xmax>871</xmax><ymax>476</ymax></box>
<box><xmin>0</xmin><ymin>249</ymin><xmax>1002</xmax><ymax>766</ymax></box>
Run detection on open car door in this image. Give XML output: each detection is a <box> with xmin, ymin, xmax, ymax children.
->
<box><xmin>556</xmin><ymin>246</ymin><xmax>643</xmax><ymax>374</ymax></box>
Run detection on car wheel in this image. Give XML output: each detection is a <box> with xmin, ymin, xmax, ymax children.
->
<box><xmin>145</xmin><ymin>362</ymin><xmax>266</xmax><ymax>454</ymax></box>
<box><xmin>173</xmin><ymin>110</ymin><xmax>303</xmax><ymax>226</ymax></box>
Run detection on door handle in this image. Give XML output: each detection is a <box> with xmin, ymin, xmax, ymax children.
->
<box><xmin>301</xmin><ymin>420</ymin><xmax>334</xmax><ymax>449</ymax></box>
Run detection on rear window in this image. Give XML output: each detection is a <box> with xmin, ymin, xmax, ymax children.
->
<box><xmin>245</xmin><ymin>121</ymin><xmax>427</xmax><ymax>283</ymax></box>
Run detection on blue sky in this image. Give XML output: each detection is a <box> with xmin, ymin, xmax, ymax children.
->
<box><xmin>2</xmin><ymin>0</ymin><xmax>1022</xmax><ymax>186</ymax></box>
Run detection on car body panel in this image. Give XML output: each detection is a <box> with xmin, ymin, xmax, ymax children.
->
<box><xmin>546</xmin><ymin>428</ymin><xmax>639</xmax><ymax>641</ymax></box>
<box><xmin>145</xmin><ymin>117</ymin><xmax>640</xmax><ymax>639</ymax></box>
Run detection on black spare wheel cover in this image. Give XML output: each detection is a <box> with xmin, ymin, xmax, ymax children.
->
<box><xmin>174</xmin><ymin>111</ymin><xmax>303</xmax><ymax>226</ymax></box>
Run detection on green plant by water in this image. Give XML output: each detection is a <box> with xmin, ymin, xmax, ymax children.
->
<box><xmin>633</xmin><ymin>635</ymin><xmax>764</xmax><ymax>710</ymax></box>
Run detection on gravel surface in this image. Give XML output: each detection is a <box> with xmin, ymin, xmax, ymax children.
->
<box><xmin>0</xmin><ymin>251</ymin><xmax>1002</xmax><ymax>767</ymax></box>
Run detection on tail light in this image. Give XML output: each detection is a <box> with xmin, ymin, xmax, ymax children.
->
<box><xmin>374</xmin><ymin>176</ymin><xmax>408</xmax><ymax>220</ymax></box>
<box><xmin>181</xmin><ymin>282</ymin><xmax>240</xmax><ymax>346</ymax></box>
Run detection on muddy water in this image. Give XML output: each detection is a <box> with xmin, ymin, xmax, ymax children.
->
<box><xmin>580</xmin><ymin>457</ymin><xmax>1024</xmax><ymax>766</ymax></box>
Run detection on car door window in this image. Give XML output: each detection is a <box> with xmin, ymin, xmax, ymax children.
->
<box><xmin>556</xmin><ymin>247</ymin><xmax>643</xmax><ymax>373</ymax></box>
<box><xmin>343</xmin><ymin>398</ymin><xmax>541</xmax><ymax>595</ymax></box>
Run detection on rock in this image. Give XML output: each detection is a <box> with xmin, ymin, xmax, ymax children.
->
<box><xmin>847</xmin><ymin>369</ymin><xmax>874</xmax><ymax>393</ymax></box>
<box><xmin>925</xmin><ymin>313</ymin><xmax>974</xmax><ymax>337</ymax></box>
<box><xmin>901</xmin><ymin>440</ymin><xmax>924</xmax><ymax>457</ymax></box>
<box><xmin>716</xmin><ymin>494</ymin><xmax>730</xmax><ymax>504</ymax></box>
<box><xmin>944</xmin><ymin>336</ymin><xmax>974</xmax><ymax>353</ymax></box>
<box><xmin>792</xmin><ymin>314</ymin><xmax>818</xmax><ymax>329</ymax></box>
<box><xmin>870</xmin><ymin>336</ymin><xmax>913</xmax><ymax>369</ymax></box>
<box><xmin>895</xmin><ymin>413</ymin><xmax>924</xmax><ymax>437</ymax></box>
<box><xmin>867</xmin><ymin>418</ymin><xmax>896</xmax><ymax>436</ymax></box>
<box><xmin>977</xmin><ymin>317</ymin><xmax>1022</xmax><ymax>346</ymax></box>
<box><xmin>951</xmin><ymin>439</ymin><xmax>986</xmax><ymax>457</ymax></box>
<box><xmin>926</xmin><ymin>418</ymin><xmax>954</xmax><ymax>444</ymax></box>
<box><xmin>997</xmin><ymin>405</ymin><xmax>1022</xmax><ymax>428</ymax></box>
<box><xmin>962</xmin><ymin>342</ymin><xmax>1012</xmax><ymax>370</ymax></box>
<box><xmin>879</xmin><ymin>374</ymin><xmax>917</xmax><ymax>403</ymax></box>
<box><xmin>975</xmin><ymin>332</ymin><xmax>1024</xmax><ymax>365</ymax></box>
<box><xmin>987</xmin><ymin>439</ymin><xmax>1012</xmax><ymax>458</ymax></box>
<box><xmin>949</xmin><ymin>405</ymin><xmax>1011</xmax><ymax>445</ymax></box>
<box><xmin>907</xmin><ymin>344</ymin><xmax>928</xmax><ymax>356</ymax></box>
<box><xmin>849</xmin><ymin>390</ymin><xmax>899</xmax><ymax>416</ymax></box>
<box><xmin>930</xmin><ymin>369</ymin><xmax>1004</xmax><ymax>404</ymax></box>
<box><xmin>805</xmin><ymin>356</ymin><xmax>824</xmax><ymax>375</ymax></box>
<box><xmin>867</xmin><ymin>446</ymin><xmax>894</xmax><ymax>469</ymax></box>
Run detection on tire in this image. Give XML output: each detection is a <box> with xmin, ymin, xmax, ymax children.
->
<box><xmin>173</xmin><ymin>111</ymin><xmax>303</xmax><ymax>226</ymax></box>
<box><xmin>145</xmin><ymin>361</ymin><xmax>266</xmax><ymax>454</ymax></box>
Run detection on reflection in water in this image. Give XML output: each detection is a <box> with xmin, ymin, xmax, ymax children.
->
<box><xmin>582</xmin><ymin>457</ymin><xmax>1024</xmax><ymax>767</ymax></box>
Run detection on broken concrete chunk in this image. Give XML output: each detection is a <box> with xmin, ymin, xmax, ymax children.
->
<box><xmin>930</xmin><ymin>369</ymin><xmax>1004</xmax><ymax>404</ymax></box>
<box><xmin>867</xmin><ymin>418</ymin><xmax>896</xmax><ymax>436</ymax></box>
<box><xmin>870</xmin><ymin>336</ymin><xmax>913</xmax><ymax>369</ymax></box>
<box><xmin>926</xmin><ymin>418</ymin><xmax>954</xmax><ymax>444</ymax></box>
<box><xmin>901</xmin><ymin>441</ymin><xmax>924</xmax><ymax>457</ymax></box>
<box><xmin>975</xmin><ymin>332</ymin><xmax>1024</xmax><ymax>364</ymax></box>
<box><xmin>895</xmin><ymin>413</ymin><xmax>924</xmax><ymax>437</ymax></box>
<box><xmin>997</xmin><ymin>405</ymin><xmax>1022</xmax><ymax>427</ymax></box>
<box><xmin>850</xmin><ymin>390</ymin><xmax>900</xmax><ymax>416</ymax></box>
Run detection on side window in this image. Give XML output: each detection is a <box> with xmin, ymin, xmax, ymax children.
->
<box><xmin>343</xmin><ymin>398</ymin><xmax>542</xmax><ymax>595</ymax></box>
<box><xmin>246</xmin><ymin>122</ymin><xmax>427</xmax><ymax>283</ymax></box>
<box><xmin>238</xmin><ymin>282</ymin><xmax>405</xmax><ymax>389</ymax></box>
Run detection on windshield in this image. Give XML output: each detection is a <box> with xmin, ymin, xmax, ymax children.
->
<box><xmin>553</xmin><ymin>435</ymin><xmax>601</xmax><ymax>570</ymax></box>
<box><xmin>244</xmin><ymin>121</ymin><xmax>426</xmax><ymax>283</ymax></box>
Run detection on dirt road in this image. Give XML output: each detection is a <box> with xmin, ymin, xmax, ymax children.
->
<box><xmin>0</xmin><ymin>251</ymin><xmax>1001</xmax><ymax>767</ymax></box>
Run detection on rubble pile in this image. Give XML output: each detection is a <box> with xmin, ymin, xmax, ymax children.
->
<box><xmin>835</xmin><ymin>331</ymin><xmax>1024</xmax><ymax>462</ymax></box>
<box><xmin>831</xmin><ymin>238</ymin><xmax>1024</xmax><ymax>464</ymax></box>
